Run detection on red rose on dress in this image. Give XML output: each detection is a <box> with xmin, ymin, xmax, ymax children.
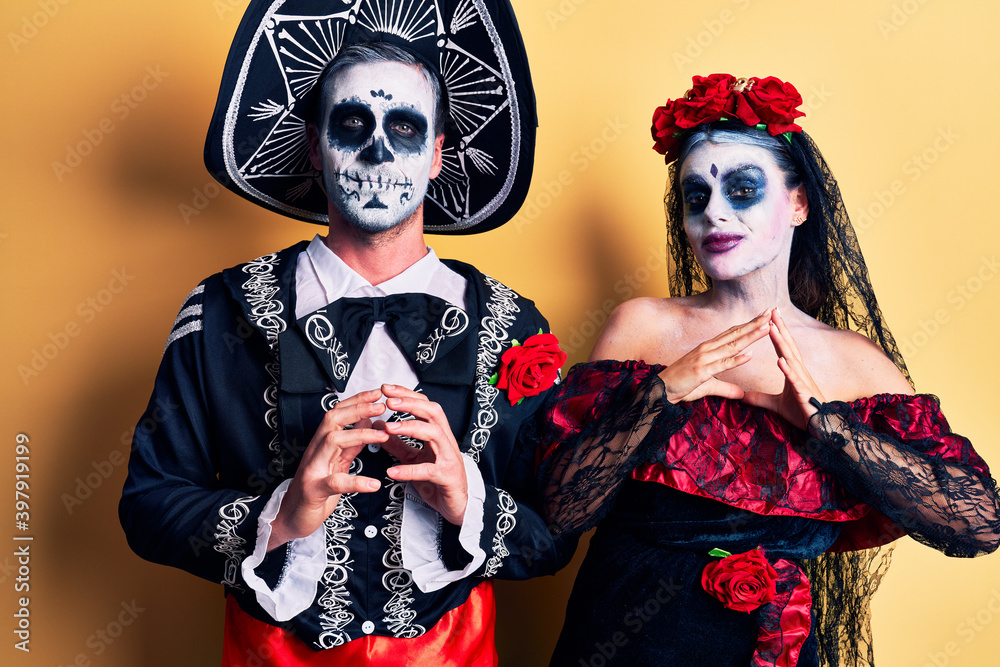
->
<box><xmin>493</xmin><ymin>333</ymin><xmax>567</xmax><ymax>406</ymax></box>
<box><xmin>701</xmin><ymin>548</ymin><xmax>779</xmax><ymax>613</ymax></box>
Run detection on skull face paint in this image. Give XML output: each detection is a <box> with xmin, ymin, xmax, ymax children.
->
<box><xmin>679</xmin><ymin>142</ymin><xmax>802</xmax><ymax>282</ymax></box>
<box><xmin>312</xmin><ymin>61</ymin><xmax>440</xmax><ymax>233</ymax></box>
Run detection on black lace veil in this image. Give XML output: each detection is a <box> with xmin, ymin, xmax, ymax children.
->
<box><xmin>662</xmin><ymin>122</ymin><xmax>910</xmax><ymax>667</ymax></box>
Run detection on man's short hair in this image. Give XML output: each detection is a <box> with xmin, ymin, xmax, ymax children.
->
<box><xmin>306</xmin><ymin>42</ymin><xmax>448</xmax><ymax>137</ymax></box>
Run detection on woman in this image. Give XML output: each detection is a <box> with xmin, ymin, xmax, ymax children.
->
<box><xmin>532</xmin><ymin>74</ymin><xmax>1000</xmax><ymax>667</ymax></box>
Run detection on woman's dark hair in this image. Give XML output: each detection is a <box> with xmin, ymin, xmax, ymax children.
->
<box><xmin>663</xmin><ymin>121</ymin><xmax>911</xmax><ymax>385</ymax></box>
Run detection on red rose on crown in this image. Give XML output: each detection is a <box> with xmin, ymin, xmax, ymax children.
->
<box><xmin>672</xmin><ymin>73</ymin><xmax>732</xmax><ymax>129</ymax></box>
<box><xmin>701</xmin><ymin>548</ymin><xmax>779</xmax><ymax>613</ymax></box>
<box><xmin>744</xmin><ymin>76</ymin><xmax>805</xmax><ymax>135</ymax></box>
<box><xmin>651</xmin><ymin>74</ymin><xmax>805</xmax><ymax>163</ymax></box>
<box><xmin>490</xmin><ymin>332</ymin><xmax>566</xmax><ymax>406</ymax></box>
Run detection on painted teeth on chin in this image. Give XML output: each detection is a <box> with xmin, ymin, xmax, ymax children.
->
<box><xmin>339</xmin><ymin>173</ymin><xmax>412</xmax><ymax>190</ymax></box>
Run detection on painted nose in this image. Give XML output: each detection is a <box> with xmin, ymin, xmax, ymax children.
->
<box><xmin>703</xmin><ymin>191</ymin><xmax>730</xmax><ymax>223</ymax></box>
<box><xmin>360</xmin><ymin>136</ymin><xmax>394</xmax><ymax>164</ymax></box>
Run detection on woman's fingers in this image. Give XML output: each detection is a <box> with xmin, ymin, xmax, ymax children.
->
<box><xmin>682</xmin><ymin>377</ymin><xmax>746</xmax><ymax>402</ymax></box>
<box><xmin>660</xmin><ymin>311</ymin><xmax>773</xmax><ymax>403</ymax></box>
<box><xmin>769</xmin><ymin>309</ymin><xmax>805</xmax><ymax>366</ymax></box>
<box><xmin>709</xmin><ymin>310</ymin><xmax>772</xmax><ymax>350</ymax></box>
<box><xmin>686</xmin><ymin>313</ymin><xmax>771</xmax><ymax>378</ymax></box>
<box><xmin>777</xmin><ymin>356</ymin><xmax>817</xmax><ymax>401</ymax></box>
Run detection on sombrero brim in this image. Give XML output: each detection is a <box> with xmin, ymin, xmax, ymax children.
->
<box><xmin>204</xmin><ymin>0</ymin><xmax>537</xmax><ymax>234</ymax></box>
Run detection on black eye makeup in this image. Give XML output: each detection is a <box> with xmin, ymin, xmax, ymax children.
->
<box><xmin>722</xmin><ymin>165</ymin><xmax>766</xmax><ymax>210</ymax></box>
<box><xmin>681</xmin><ymin>175</ymin><xmax>711</xmax><ymax>214</ymax></box>
<box><xmin>327</xmin><ymin>101</ymin><xmax>375</xmax><ymax>150</ymax></box>
<box><xmin>384</xmin><ymin>108</ymin><xmax>428</xmax><ymax>154</ymax></box>
<box><xmin>681</xmin><ymin>165</ymin><xmax>768</xmax><ymax>215</ymax></box>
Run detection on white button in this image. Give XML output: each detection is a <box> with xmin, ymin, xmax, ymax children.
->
<box><xmin>362</xmin><ymin>621</ymin><xmax>375</xmax><ymax>635</ymax></box>
<box><xmin>364</xmin><ymin>525</ymin><xmax>377</xmax><ymax>539</ymax></box>
<box><xmin>367</xmin><ymin>443</ymin><xmax>381</xmax><ymax>453</ymax></box>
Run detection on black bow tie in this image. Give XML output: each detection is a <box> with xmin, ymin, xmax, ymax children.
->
<box><xmin>295</xmin><ymin>294</ymin><xmax>476</xmax><ymax>392</ymax></box>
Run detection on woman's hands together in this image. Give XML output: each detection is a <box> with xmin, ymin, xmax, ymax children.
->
<box><xmin>658</xmin><ymin>310</ymin><xmax>771</xmax><ymax>404</ymax></box>
<box><xmin>660</xmin><ymin>308</ymin><xmax>826</xmax><ymax>430</ymax></box>
<box><xmin>742</xmin><ymin>308</ymin><xmax>826</xmax><ymax>430</ymax></box>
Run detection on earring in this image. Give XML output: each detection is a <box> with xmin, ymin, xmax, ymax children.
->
<box><xmin>792</xmin><ymin>215</ymin><xmax>806</xmax><ymax>224</ymax></box>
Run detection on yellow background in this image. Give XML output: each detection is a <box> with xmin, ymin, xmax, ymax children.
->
<box><xmin>3</xmin><ymin>0</ymin><xmax>999</xmax><ymax>665</ymax></box>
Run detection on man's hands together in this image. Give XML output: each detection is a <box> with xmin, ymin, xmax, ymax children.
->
<box><xmin>267</xmin><ymin>385</ymin><xmax>469</xmax><ymax>552</ymax></box>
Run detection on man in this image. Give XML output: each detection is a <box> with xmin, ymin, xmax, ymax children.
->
<box><xmin>120</xmin><ymin>2</ymin><xmax>571</xmax><ymax>664</ymax></box>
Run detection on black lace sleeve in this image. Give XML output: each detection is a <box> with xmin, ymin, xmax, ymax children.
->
<box><xmin>806</xmin><ymin>396</ymin><xmax>1000</xmax><ymax>557</ymax></box>
<box><xmin>528</xmin><ymin>360</ymin><xmax>692</xmax><ymax>536</ymax></box>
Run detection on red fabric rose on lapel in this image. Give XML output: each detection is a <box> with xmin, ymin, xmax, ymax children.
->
<box><xmin>491</xmin><ymin>333</ymin><xmax>566</xmax><ymax>406</ymax></box>
<box><xmin>701</xmin><ymin>548</ymin><xmax>779</xmax><ymax>613</ymax></box>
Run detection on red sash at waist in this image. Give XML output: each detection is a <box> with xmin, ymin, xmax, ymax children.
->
<box><xmin>222</xmin><ymin>582</ymin><xmax>497</xmax><ymax>666</ymax></box>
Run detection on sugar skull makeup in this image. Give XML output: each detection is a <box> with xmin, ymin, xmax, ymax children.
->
<box><xmin>678</xmin><ymin>142</ymin><xmax>804</xmax><ymax>282</ymax></box>
<box><xmin>312</xmin><ymin>61</ymin><xmax>440</xmax><ymax>233</ymax></box>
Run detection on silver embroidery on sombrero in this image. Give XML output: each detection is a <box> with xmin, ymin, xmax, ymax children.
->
<box><xmin>222</xmin><ymin>0</ymin><xmax>520</xmax><ymax>231</ymax></box>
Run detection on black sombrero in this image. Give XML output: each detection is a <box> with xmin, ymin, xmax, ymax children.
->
<box><xmin>204</xmin><ymin>0</ymin><xmax>537</xmax><ymax>234</ymax></box>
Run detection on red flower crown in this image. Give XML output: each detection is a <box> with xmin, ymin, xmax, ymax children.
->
<box><xmin>651</xmin><ymin>74</ymin><xmax>805</xmax><ymax>164</ymax></box>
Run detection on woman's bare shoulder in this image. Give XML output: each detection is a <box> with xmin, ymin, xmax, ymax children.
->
<box><xmin>589</xmin><ymin>296</ymin><xmax>698</xmax><ymax>362</ymax></box>
<box><xmin>809</xmin><ymin>325</ymin><xmax>914</xmax><ymax>398</ymax></box>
